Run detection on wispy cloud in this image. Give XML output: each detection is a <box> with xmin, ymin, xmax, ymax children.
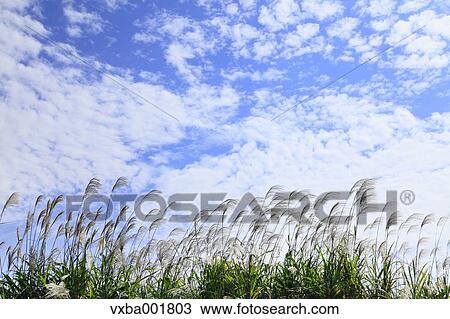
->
<box><xmin>64</xmin><ymin>4</ymin><xmax>104</xmax><ymax>37</ymax></box>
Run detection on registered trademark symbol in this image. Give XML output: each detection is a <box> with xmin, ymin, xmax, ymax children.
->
<box><xmin>400</xmin><ymin>190</ymin><xmax>415</xmax><ymax>205</ymax></box>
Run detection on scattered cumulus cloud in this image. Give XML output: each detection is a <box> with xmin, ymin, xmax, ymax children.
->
<box><xmin>258</xmin><ymin>0</ymin><xmax>301</xmax><ymax>32</ymax></box>
<box><xmin>327</xmin><ymin>17</ymin><xmax>360</xmax><ymax>39</ymax></box>
<box><xmin>301</xmin><ymin>0</ymin><xmax>344</xmax><ymax>21</ymax></box>
<box><xmin>64</xmin><ymin>4</ymin><xmax>104</xmax><ymax>37</ymax></box>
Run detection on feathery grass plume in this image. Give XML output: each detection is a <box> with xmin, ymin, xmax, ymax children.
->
<box><xmin>0</xmin><ymin>192</ymin><xmax>19</xmax><ymax>223</ymax></box>
<box><xmin>111</xmin><ymin>177</ymin><xmax>128</xmax><ymax>193</ymax></box>
<box><xmin>1</xmin><ymin>179</ymin><xmax>450</xmax><ymax>298</ymax></box>
<box><xmin>83</xmin><ymin>178</ymin><xmax>102</xmax><ymax>201</ymax></box>
<box><xmin>46</xmin><ymin>275</ymin><xmax>70</xmax><ymax>299</ymax></box>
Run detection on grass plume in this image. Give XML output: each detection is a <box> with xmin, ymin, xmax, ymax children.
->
<box><xmin>0</xmin><ymin>179</ymin><xmax>449</xmax><ymax>299</ymax></box>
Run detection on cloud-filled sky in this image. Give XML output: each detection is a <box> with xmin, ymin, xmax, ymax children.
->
<box><xmin>0</xmin><ymin>0</ymin><xmax>449</xmax><ymax>223</ymax></box>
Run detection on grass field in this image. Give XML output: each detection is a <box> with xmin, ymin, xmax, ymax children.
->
<box><xmin>0</xmin><ymin>179</ymin><xmax>449</xmax><ymax>299</ymax></box>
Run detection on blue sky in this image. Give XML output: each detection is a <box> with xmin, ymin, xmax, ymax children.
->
<box><xmin>0</xmin><ymin>0</ymin><xmax>450</xmax><ymax>228</ymax></box>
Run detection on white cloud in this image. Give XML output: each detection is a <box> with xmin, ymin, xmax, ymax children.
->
<box><xmin>426</xmin><ymin>14</ymin><xmax>450</xmax><ymax>40</ymax></box>
<box><xmin>404</xmin><ymin>35</ymin><xmax>447</xmax><ymax>56</ymax></box>
<box><xmin>0</xmin><ymin>0</ymin><xmax>31</xmax><ymax>11</ymax></box>
<box><xmin>134</xmin><ymin>14</ymin><xmax>204</xmax><ymax>45</ymax></box>
<box><xmin>182</xmin><ymin>84</ymin><xmax>241</xmax><ymax>125</ymax></box>
<box><xmin>227</xmin><ymin>23</ymin><xmax>261</xmax><ymax>57</ymax></box>
<box><xmin>393</xmin><ymin>52</ymin><xmax>449</xmax><ymax>70</ymax></box>
<box><xmin>223</xmin><ymin>67</ymin><xmax>286</xmax><ymax>81</ymax></box>
<box><xmin>370</xmin><ymin>16</ymin><xmax>397</xmax><ymax>31</ymax></box>
<box><xmin>161</xmin><ymin>16</ymin><xmax>192</xmax><ymax>37</ymax></box>
<box><xmin>0</xmin><ymin>10</ymin><xmax>45</xmax><ymax>59</ymax></box>
<box><xmin>165</xmin><ymin>42</ymin><xmax>199</xmax><ymax>82</ymax></box>
<box><xmin>253</xmin><ymin>39</ymin><xmax>277</xmax><ymax>60</ymax></box>
<box><xmin>364</xmin><ymin>0</ymin><xmax>397</xmax><ymax>17</ymax></box>
<box><xmin>327</xmin><ymin>17</ymin><xmax>360</xmax><ymax>39</ymax></box>
<box><xmin>284</xmin><ymin>23</ymin><xmax>320</xmax><ymax>46</ymax></box>
<box><xmin>135</xmin><ymin>13</ymin><xmax>219</xmax><ymax>81</ymax></box>
<box><xmin>132</xmin><ymin>32</ymin><xmax>159</xmax><ymax>43</ymax></box>
<box><xmin>386</xmin><ymin>10</ymin><xmax>450</xmax><ymax>71</ymax></box>
<box><xmin>64</xmin><ymin>5</ymin><xmax>104</xmax><ymax>37</ymax></box>
<box><xmin>225</xmin><ymin>3</ymin><xmax>239</xmax><ymax>15</ymax></box>
<box><xmin>397</xmin><ymin>0</ymin><xmax>431</xmax><ymax>14</ymax></box>
<box><xmin>104</xmin><ymin>0</ymin><xmax>129</xmax><ymax>10</ymax></box>
<box><xmin>258</xmin><ymin>0</ymin><xmax>301</xmax><ymax>32</ymax></box>
<box><xmin>239</xmin><ymin>0</ymin><xmax>256</xmax><ymax>10</ymax></box>
<box><xmin>301</xmin><ymin>0</ymin><xmax>344</xmax><ymax>21</ymax></box>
